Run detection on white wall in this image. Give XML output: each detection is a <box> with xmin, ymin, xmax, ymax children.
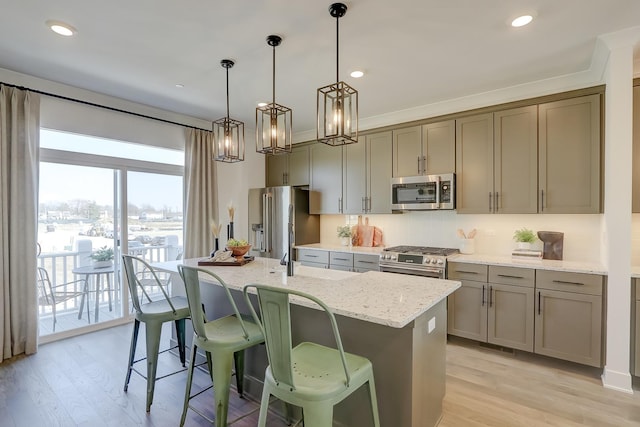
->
<box><xmin>321</xmin><ymin>213</ymin><xmax>603</xmax><ymax>262</ymax></box>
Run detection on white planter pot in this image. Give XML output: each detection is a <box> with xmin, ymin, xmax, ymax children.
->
<box><xmin>516</xmin><ymin>242</ymin><xmax>532</xmax><ymax>250</ymax></box>
<box><xmin>92</xmin><ymin>260</ymin><xmax>113</xmax><ymax>269</ymax></box>
<box><xmin>340</xmin><ymin>237</ymin><xmax>350</xmax><ymax>246</ymax></box>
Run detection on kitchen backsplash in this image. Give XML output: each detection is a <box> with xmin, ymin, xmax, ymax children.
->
<box><xmin>320</xmin><ymin>212</ymin><xmax>604</xmax><ymax>263</ymax></box>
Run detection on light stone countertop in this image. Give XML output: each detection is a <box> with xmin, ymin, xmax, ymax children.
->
<box><xmin>153</xmin><ymin>257</ymin><xmax>460</xmax><ymax>328</ymax></box>
<box><xmin>450</xmin><ymin>254</ymin><xmax>607</xmax><ymax>275</ymax></box>
<box><xmin>630</xmin><ymin>267</ymin><xmax>640</xmax><ymax>278</ymax></box>
<box><xmin>295</xmin><ymin>243</ymin><xmax>384</xmax><ymax>256</ymax></box>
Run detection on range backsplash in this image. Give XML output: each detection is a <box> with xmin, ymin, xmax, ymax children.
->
<box><xmin>320</xmin><ymin>211</ymin><xmax>604</xmax><ymax>263</ymax></box>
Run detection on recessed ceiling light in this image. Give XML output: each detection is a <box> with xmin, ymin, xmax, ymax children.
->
<box><xmin>511</xmin><ymin>15</ymin><xmax>533</xmax><ymax>27</ymax></box>
<box><xmin>257</xmin><ymin>102</ymin><xmax>268</xmax><ymax>107</ymax></box>
<box><xmin>350</xmin><ymin>70</ymin><xmax>364</xmax><ymax>78</ymax></box>
<box><xmin>175</xmin><ymin>84</ymin><xmax>184</xmax><ymax>88</ymax></box>
<box><xmin>46</xmin><ymin>20</ymin><xmax>77</xmax><ymax>36</ymax></box>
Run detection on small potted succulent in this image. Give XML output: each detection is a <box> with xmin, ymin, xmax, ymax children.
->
<box><xmin>337</xmin><ymin>225</ymin><xmax>351</xmax><ymax>246</ymax></box>
<box><xmin>90</xmin><ymin>246</ymin><xmax>114</xmax><ymax>268</ymax></box>
<box><xmin>513</xmin><ymin>227</ymin><xmax>537</xmax><ymax>250</ymax></box>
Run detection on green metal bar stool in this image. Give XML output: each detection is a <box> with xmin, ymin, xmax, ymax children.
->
<box><xmin>178</xmin><ymin>265</ymin><xmax>264</xmax><ymax>427</ymax></box>
<box><xmin>243</xmin><ymin>284</ymin><xmax>380</xmax><ymax>427</ymax></box>
<box><xmin>122</xmin><ymin>255</ymin><xmax>190</xmax><ymax>412</ymax></box>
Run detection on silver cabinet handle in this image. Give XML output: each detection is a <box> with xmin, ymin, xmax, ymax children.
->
<box><xmin>361</xmin><ymin>197</ymin><xmax>366</xmax><ymax>212</ymax></box>
<box><xmin>540</xmin><ymin>189</ymin><xmax>545</xmax><ymax>212</ymax></box>
<box><xmin>456</xmin><ymin>270</ymin><xmax>479</xmax><ymax>275</ymax></box>
<box><xmin>495</xmin><ymin>192</ymin><xmax>499</xmax><ymax>212</ymax></box>
<box><xmin>481</xmin><ymin>285</ymin><xmax>486</xmax><ymax>306</ymax></box>
<box><xmin>334</xmin><ymin>257</ymin><xmax>349</xmax><ymax>261</ymax></box>
<box><xmin>497</xmin><ymin>274</ymin><xmax>524</xmax><ymax>279</ymax></box>
<box><xmin>489</xmin><ymin>285</ymin><xmax>493</xmax><ymax>307</ymax></box>
<box><xmin>357</xmin><ymin>260</ymin><xmax>377</xmax><ymax>265</ymax></box>
<box><xmin>417</xmin><ymin>155</ymin><xmax>421</xmax><ymax>174</ymax></box>
<box><xmin>552</xmin><ymin>280</ymin><xmax>585</xmax><ymax>286</ymax></box>
<box><xmin>422</xmin><ymin>155</ymin><xmax>427</xmax><ymax>175</ymax></box>
<box><xmin>489</xmin><ymin>192</ymin><xmax>493</xmax><ymax>213</ymax></box>
<box><xmin>367</xmin><ymin>197</ymin><xmax>371</xmax><ymax>212</ymax></box>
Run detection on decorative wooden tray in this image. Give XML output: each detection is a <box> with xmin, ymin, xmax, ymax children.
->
<box><xmin>198</xmin><ymin>256</ymin><xmax>254</xmax><ymax>266</ymax></box>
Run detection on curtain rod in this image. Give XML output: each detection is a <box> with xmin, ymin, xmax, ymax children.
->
<box><xmin>0</xmin><ymin>81</ymin><xmax>211</xmax><ymax>132</ymax></box>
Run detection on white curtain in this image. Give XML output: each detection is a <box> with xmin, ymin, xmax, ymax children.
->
<box><xmin>0</xmin><ymin>85</ymin><xmax>40</xmax><ymax>362</ymax></box>
<box><xmin>184</xmin><ymin>128</ymin><xmax>218</xmax><ymax>259</ymax></box>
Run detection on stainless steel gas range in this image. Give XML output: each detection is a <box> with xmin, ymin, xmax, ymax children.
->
<box><xmin>379</xmin><ymin>246</ymin><xmax>459</xmax><ymax>278</ymax></box>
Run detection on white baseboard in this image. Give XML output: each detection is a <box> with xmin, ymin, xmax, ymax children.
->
<box><xmin>601</xmin><ymin>367</ymin><xmax>634</xmax><ymax>393</ymax></box>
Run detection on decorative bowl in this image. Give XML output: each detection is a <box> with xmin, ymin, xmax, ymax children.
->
<box><xmin>227</xmin><ymin>244</ymin><xmax>251</xmax><ymax>259</ymax></box>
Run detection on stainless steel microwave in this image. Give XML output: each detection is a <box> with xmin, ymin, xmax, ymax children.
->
<box><xmin>391</xmin><ymin>173</ymin><xmax>455</xmax><ymax>211</ymax></box>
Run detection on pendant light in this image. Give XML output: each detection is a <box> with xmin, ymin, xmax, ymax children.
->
<box><xmin>256</xmin><ymin>35</ymin><xmax>292</xmax><ymax>155</ymax></box>
<box><xmin>213</xmin><ymin>59</ymin><xmax>245</xmax><ymax>163</ymax></box>
<box><xmin>317</xmin><ymin>2</ymin><xmax>358</xmax><ymax>146</ymax></box>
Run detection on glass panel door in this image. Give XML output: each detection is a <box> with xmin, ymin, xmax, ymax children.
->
<box><xmin>37</xmin><ymin>163</ymin><xmax>123</xmax><ymax>336</ymax></box>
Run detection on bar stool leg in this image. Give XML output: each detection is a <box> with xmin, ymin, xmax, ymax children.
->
<box><xmin>144</xmin><ymin>320</ymin><xmax>163</xmax><ymax>412</ymax></box>
<box><xmin>124</xmin><ymin>320</ymin><xmax>141</xmax><ymax>391</ymax></box>
<box><xmin>180</xmin><ymin>343</ymin><xmax>199</xmax><ymax>426</ymax></box>
<box><xmin>233</xmin><ymin>350</ymin><xmax>245</xmax><ymax>397</ymax></box>
<box><xmin>211</xmin><ymin>348</ymin><xmax>234</xmax><ymax>427</ymax></box>
<box><xmin>174</xmin><ymin>319</ymin><xmax>186</xmax><ymax>366</ymax></box>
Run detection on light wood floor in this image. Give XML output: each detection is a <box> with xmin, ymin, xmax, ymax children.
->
<box><xmin>1</xmin><ymin>325</ymin><xmax>639</xmax><ymax>426</ymax></box>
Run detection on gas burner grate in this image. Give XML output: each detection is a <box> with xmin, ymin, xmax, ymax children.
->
<box><xmin>384</xmin><ymin>246</ymin><xmax>459</xmax><ymax>256</ymax></box>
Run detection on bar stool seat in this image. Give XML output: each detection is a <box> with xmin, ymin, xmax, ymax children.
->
<box><xmin>122</xmin><ymin>255</ymin><xmax>190</xmax><ymax>412</ymax></box>
<box><xmin>178</xmin><ymin>265</ymin><xmax>264</xmax><ymax>427</ymax></box>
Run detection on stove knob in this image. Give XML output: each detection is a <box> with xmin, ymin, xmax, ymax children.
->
<box><xmin>424</xmin><ymin>258</ymin><xmax>432</xmax><ymax>264</ymax></box>
<box><xmin>391</xmin><ymin>255</ymin><xmax>397</xmax><ymax>261</ymax></box>
<box><xmin>431</xmin><ymin>258</ymin><xmax>438</xmax><ymax>264</ymax></box>
<box><xmin>436</xmin><ymin>259</ymin><xmax>444</xmax><ymax>265</ymax></box>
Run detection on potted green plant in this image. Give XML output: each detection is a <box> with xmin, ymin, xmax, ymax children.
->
<box><xmin>513</xmin><ymin>228</ymin><xmax>537</xmax><ymax>249</ymax></box>
<box><xmin>90</xmin><ymin>246</ymin><xmax>114</xmax><ymax>268</ymax></box>
<box><xmin>337</xmin><ymin>225</ymin><xmax>351</xmax><ymax>246</ymax></box>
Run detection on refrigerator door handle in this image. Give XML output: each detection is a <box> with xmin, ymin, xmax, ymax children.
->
<box><xmin>264</xmin><ymin>193</ymin><xmax>272</xmax><ymax>252</ymax></box>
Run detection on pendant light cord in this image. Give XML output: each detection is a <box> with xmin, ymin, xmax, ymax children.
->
<box><xmin>225</xmin><ymin>66</ymin><xmax>230</xmax><ymax>119</ymax></box>
<box><xmin>272</xmin><ymin>44</ymin><xmax>276</xmax><ymax>105</ymax></box>
<box><xmin>336</xmin><ymin>14</ymin><xmax>340</xmax><ymax>82</ymax></box>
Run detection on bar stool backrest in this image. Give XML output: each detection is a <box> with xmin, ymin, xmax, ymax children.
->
<box><xmin>122</xmin><ymin>255</ymin><xmax>177</xmax><ymax>315</ymax></box>
<box><xmin>243</xmin><ymin>284</ymin><xmax>351</xmax><ymax>390</ymax></box>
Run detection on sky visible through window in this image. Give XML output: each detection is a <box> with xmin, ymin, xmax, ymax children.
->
<box><xmin>40</xmin><ymin>129</ymin><xmax>183</xmax><ymax>209</ymax></box>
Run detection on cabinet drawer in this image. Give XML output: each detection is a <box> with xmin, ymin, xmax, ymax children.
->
<box><xmin>297</xmin><ymin>249</ymin><xmax>329</xmax><ymax>265</ymax></box>
<box><xmin>536</xmin><ymin>270</ymin><xmax>603</xmax><ymax>295</ymax></box>
<box><xmin>448</xmin><ymin>262</ymin><xmax>488</xmax><ymax>282</ymax></box>
<box><xmin>330</xmin><ymin>252</ymin><xmax>353</xmax><ymax>267</ymax></box>
<box><xmin>301</xmin><ymin>261</ymin><xmax>328</xmax><ymax>269</ymax></box>
<box><xmin>354</xmin><ymin>254</ymin><xmax>380</xmax><ymax>271</ymax></box>
<box><xmin>329</xmin><ymin>264</ymin><xmax>352</xmax><ymax>272</ymax></box>
<box><xmin>489</xmin><ymin>265</ymin><xmax>534</xmax><ymax>288</ymax></box>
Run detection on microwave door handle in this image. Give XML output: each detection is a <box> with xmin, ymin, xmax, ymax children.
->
<box><xmin>435</xmin><ymin>176</ymin><xmax>441</xmax><ymax>209</ymax></box>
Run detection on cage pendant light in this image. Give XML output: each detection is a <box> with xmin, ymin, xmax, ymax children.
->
<box><xmin>257</xmin><ymin>35</ymin><xmax>292</xmax><ymax>155</ymax></box>
<box><xmin>213</xmin><ymin>59</ymin><xmax>245</xmax><ymax>163</ymax></box>
<box><xmin>317</xmin><ymin>2</ymin><xmax>358</xmax><ymax>146</ymax></box>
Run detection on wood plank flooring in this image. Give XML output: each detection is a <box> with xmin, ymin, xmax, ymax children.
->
<box><xmin>1</xmin><ymin>326</ymin><xmax>639</xmax><ymax>426</ymax></box>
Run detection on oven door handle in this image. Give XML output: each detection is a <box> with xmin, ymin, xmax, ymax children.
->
<box><xmin>380</xmin><ymin>264</ymin><xmax>444</xmax><ymax>276</ymax></box>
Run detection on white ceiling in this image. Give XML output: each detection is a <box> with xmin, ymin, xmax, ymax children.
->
<box><xmin>1</xmin><ymin>0</ymin><xmax>639</xmax><ymax>138</ymax></box>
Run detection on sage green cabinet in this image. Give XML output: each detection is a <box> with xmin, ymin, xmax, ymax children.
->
<box><xmin>632</xmin><ymin>84</ymin><xmax>640</xmax><ymax>212</ymax></box>
<box><xmin>392</xmin><ymin>121</ymin><xmax>455</xmax><ymax>177</ymax></box>
<box><xmin>447</xmin><ymin>262</ymin><xmax>534</xmax><ymax>352</ymax></box>
<box><xmin>456</xmin><ymin>106</ymin><xmax>537</xmax><ymax>214</ymax></box>
<box><xmin>534</xmin><ymin>270</ymin><xmax>603</xmax><ymax>367</ymax></box>
<box><xmin>266</xmin><ymin>145</ymin><xmax>309</xmax><ymax>187</ymax></box>
<box><xmin>343</xmin><ymin>137</ymin><xmax>367</xmax><ymax>214</ymax></box>
<box><xmin>309</xmin><ymin>143</ymin><xmax>343</xmax><ymax>214</ymax></box>
<box><xmin>538</xmin><ymin>94</ymin><xmax>601</xmax><ymax>213</ymax></box>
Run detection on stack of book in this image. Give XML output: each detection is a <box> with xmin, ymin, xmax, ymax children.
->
<box><xmin>511</xmin><ymin>248</ymin><xmax>543</xmax><ymax>260</ymax></box>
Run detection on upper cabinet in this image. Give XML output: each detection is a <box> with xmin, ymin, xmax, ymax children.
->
<box><xmin>265</xmin><ymin>145</ymin><xmax>310</xmax><ymax>187</ymax></box>
<box><xmin>632</xmin><ymin>84</ymin><xmax>640</xmax><ymax>212</ymax></box>
<box><xmin>392</xmin><ymin>121</ymin><xmax>455</xmax><ymax>177</ymax></box>
<box><xmin>456</xmin><ymin>94</ymin><xmax>600</xmax><ymax>214</ymax></box>
<box><xmin>313</xmin><ymin>131</ymin><xmax>393</xmax><ymax>215</ymax></box>
<box><xmin>309</xmin><ymin>143</ymin><xmax>343</xmax><ymax>214</ymax></box>
<box><xmin>539</xmin><ymin>94</ymin><xmax>601</xmax><ymax>214</ymax></box>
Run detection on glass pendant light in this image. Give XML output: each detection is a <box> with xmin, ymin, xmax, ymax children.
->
<box><xmin>213</xmin><ymin>59</ymin><xmax>245</xmax><ymax>163</ymax></box>
<box><xmin>317</xmin><ymin>2</ymin><xmax>358</xmax><ymax>146</ymax></box>
<box><xmin>256</xmin><ymin>35</ymin><xmax>292</xmax><ymax>155</ymax></box>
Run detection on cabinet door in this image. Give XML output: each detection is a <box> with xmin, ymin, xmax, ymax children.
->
<box><xmin>343</xmin><ymin>136</ymin><xmax>367</xmax><ymax>214</ymax></box>
<box><xmin>288</xmin><ymin>145</ymin><xmax>309</xmax><ymax>186</ymax></box>
<box><xmin>534</xmin><ymin>288</ymin><xmax>602</xmax><ymax>367</ymax></box>
<box><xmin>353</xmin><ymin>253</ymin><xmax>380</xmax><ymax>272</ymax></box>
<box><xmin>455</xmin><ymin>114</ymin><xmax>494</xmax><ymax>214</ymax></box>
<box><xmin>539</xmin><ymin>94</ymin><xmax>601</xmax><ymax>213</ymax></box>
<box><xmin>393</xmin><ymin>126</ymin><xmax>422</xmax><ymax>177</ymax></box>
<box><xmin>367</xmin><ymin>131</ymin><xmax>393</xmax><ymax>213</ymax></box>
<box><xmin>494</xmin><ymin>106</ymin><xmax>538</xmax><ymax>213</ymax></box>
<box><xmin>266</xmin><ymin>153</ymin><xmax>288</xmax><ymax>187</ymax></box>
<box><xmin>635</xmin><ymin>299</ymin><xmax>640</xmax><ymax>375</ymax></box>
<box><xmin>447</xmin><ymin>280</ymin><xmax>487</xmax><ymax>341</ymax></box>
<box><xmin>422</xmin><ymin>120</ymin><xmax>455</xmax><ymax>175</ymax></box>
<box><xmin>632</xmin><ymin>85</ymin><xmax>640</xmax><ymax>212</ymax></box>
<box><xmin>487</xmin><ymin>283</ymin><xmax>534</xmax><ymax>351</ymax></box>
<box><xmin>310</xmin><ymin>143</ymin><xmax>343</xmax><ymax>214</ymax></box>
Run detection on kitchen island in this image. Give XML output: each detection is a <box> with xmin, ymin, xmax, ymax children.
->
<box><xmin>154</xmin><ymin>257</ymin><xmax>460</xmax><ymax>427</ymax></box>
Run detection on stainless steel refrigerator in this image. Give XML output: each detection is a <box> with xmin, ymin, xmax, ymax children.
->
<box><xmin>248</xmin><ymin>186</ymin><xmax>320</xmax><ymax>261</ymax></box>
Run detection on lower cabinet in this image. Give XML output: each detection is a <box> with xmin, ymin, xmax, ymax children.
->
<box><xmin>534</xmin><ymin>270</ymin><xmax>603</xmax><ymax>368</ymax></box>
<box><xmin>297</xmin><ymin>248</ymin><xmax>380</xmax><ymax>272</ymax></box>
<box><xmin>297</xmin><ymin>248</ymin><xmax>328</xmax><ymax>269</ymax></box>
<box><xmin>448</xmin><ymin>262</ymin><xmax>604</xmax><ymax>367</ymax></box>
<box><xmin>634</xmin><ymin>279</ymin><xmax>639</xmax><ymax>375</ymax></box>
<box><xmin>448</xmin><ymin>263</ymin><xmax>534</xmax><ymax>352</ymax></box>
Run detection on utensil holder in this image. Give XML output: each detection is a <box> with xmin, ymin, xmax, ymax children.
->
<box><xmin>460</xmin><ymin>238</ymin><xmax>475</xmax><ymax>255</ymax></box>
